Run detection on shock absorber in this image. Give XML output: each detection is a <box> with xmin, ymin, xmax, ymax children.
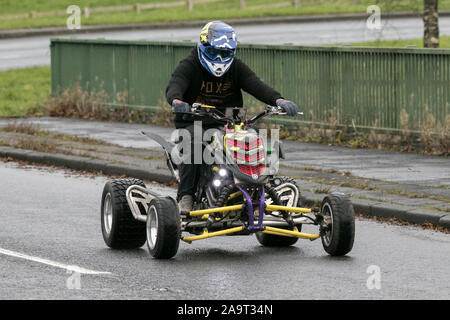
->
<box><xmin>214</xmin><ymin>184</ymin><xmax>233</xmax><ymax>208</ymax></box>
<box><xmin>204</xmin><ymin>185</ymin><xmax>234</xmax><ymax>229</ymax></box>
<box><xmin>265</xmin><ymin>185</ymin><xmax>295</xmax><ymax>227</ymax></box>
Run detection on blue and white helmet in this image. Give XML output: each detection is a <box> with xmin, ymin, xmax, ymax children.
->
<box><xmin>198</xmin><ymin>21</ymin><xmax>237</xmax><ymax>77</ymax></box>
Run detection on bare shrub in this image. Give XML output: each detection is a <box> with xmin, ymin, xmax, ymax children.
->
<box><xmin>153</xmin><ymin>95</ymin><xmax>174</xmax><ymax>127</ymax></box>
<box><xmin>14</xmin><ymin>139</ymin><xmax>56</xmax><ymax>153</ymax></box>
<box><xmin>48</xmin><ymin>83</ymin><xmax>153</xmax><ymax>123</ymax></box>
<box><xmin>48</xmin><ymin>83</ymin><xmax>108</xmax><ymax>119</ymax></box>
<box><xmin>420</xmin><ymin>105</ymin><xmax>437</xmax><ymax>153</ymax></box>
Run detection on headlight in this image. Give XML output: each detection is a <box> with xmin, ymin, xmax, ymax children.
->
<box><xmin>218</xmin><ymin>168</ymin><xmax>228</xmax><ymax>177</ymax></box>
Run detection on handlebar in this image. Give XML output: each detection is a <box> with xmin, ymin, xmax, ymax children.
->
<box><xmin>176</xmin><ymin>103</ymin><xmax>232</xmax><ymax>124</ymax></box>
<box><xmin>177</xmin><ymin>103</ymin><xmax>303</xmax><ymax>126</ymax></box>
<box><xmin>247</xmin><ymin>105</ymin><xmax>303</xmax><ymax>124</ymax></box>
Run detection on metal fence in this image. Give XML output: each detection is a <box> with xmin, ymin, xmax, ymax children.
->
<box><xmin>51</xmin><ymin>38</ymin><xmax>450</xmax><ymax>132</ymax></box>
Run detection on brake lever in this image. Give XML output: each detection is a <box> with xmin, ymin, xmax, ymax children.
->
<box><xmin>277</xmin><ymin>112</ymin><xmax>304</xmax><ymax>116</ymax></box>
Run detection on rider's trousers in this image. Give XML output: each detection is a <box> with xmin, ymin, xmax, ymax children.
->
<box><xmin>175</xmin><ymin>123</ymin><xmax>208</xmax><ymax>201</ymax></box>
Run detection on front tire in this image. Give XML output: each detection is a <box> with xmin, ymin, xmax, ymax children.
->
<box><xmin>320</xmin><ymin>193</ymin><xmax>355</xmax><ymax>256</ymax></box>
<box><xmin>101</xmin><ymin>179</ymin><xmax>147</xmax><ymax>249</ymax></box>
<box><xmin>146</xmin><ymin>197</ymin><xmax>181</xmax><ymax>259</ymax></box>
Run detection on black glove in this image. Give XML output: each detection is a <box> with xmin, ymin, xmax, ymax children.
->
<box><xmin>276</xmin><ymin>99</ymin><xmax>299</xmax><ymax>117</ymax></box>
<box><xmin>172</xmin><ymin>99</ymin><xmax>190</xmax><ymax>113</ymax></box>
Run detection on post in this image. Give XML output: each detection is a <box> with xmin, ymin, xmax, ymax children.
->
<box><xmin>29</xmin><ymin>11</ymin><xmax>37</xmax><ymax>18</ymax></box>
<box><xmin>293</xmin><ymin>0</ymin><xmax>300</xmax><ymax>9</ymax></box>
<box><xmin>135</xmin><ymin>3</ymin><xmax>141</xmax><ymax>14</ymax></box>
<box><xmin>240</xmin><ymin>0</ymin><xmax>246</xmax><ymax>9</ymax></box>
<box><xmin>187</xmin><ymin>0</ymin><xmax>193</xmax><ymax>11</ymax></box>
<box><xmin>423</xmin><ymin>0</ymin><xmax>439</xmax><ymax>48</ymax></box>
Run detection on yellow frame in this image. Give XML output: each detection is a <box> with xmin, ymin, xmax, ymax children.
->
<box><xmin>181</xmin><ymin>225</ymin><xmax>319</xmax><ymax>243</ymax></box>
<box><xmin>265</xmin><ymin>204</ymin><xmax>311</xmax><ymax>214</ymax></box>
<box><xmin>188</xmin><ymin>203</ymin><xmax>311</xmax><ymax>218</ymax></box>
<box><xmin>182</xmin><ymin>203</ymin><xmax>320</xmax><ymax>243</ymax></box>
<box><xmin>189</xmin><ymin>204</ymin><xmax>244</xmax><ymax>217</ymax></box>
<box><xmin>262</xmin><ymin>226</ymin><xmax>320</xmax><ymax>240</ymax></box>
<box><xmin>182</xmin><ymin>226</ymin><xmax>245</xmax><ymax>243</ymax></box>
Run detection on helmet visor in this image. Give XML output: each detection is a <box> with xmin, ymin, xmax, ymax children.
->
<box><xmin>204</xmin><ymin>46</ymin><xmax>235</xmax><ymax>62</ymax></box>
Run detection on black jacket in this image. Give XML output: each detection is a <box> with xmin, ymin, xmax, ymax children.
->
<box><xmin>166</xmin><ymin>48</ymin><xmax>282</xmax><ymax>127</ymax></box>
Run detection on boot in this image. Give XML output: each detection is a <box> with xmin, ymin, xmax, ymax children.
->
<box><xmin>178</xmin><ymin>195</ymin><xmax>193</xmax><ymax>214</ymax></box>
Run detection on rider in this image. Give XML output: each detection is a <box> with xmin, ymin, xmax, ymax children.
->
<box><xmin>166</xmin><ymin>21</ymin><xmax>299</xmax><ymax>214</ymax></box>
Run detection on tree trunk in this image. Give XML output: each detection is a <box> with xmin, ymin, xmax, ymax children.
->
<box><xmin>423</xmin><ymin>0</ymin><xmax>439</xmax><ymax>48</ymax></box>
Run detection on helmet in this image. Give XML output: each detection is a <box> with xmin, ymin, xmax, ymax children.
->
<box><xmin>197</xmin><ymin>21</ymin><xmax>237</xmax><ymax>77</ymax></box>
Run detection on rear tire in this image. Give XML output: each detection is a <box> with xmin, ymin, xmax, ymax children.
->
<box><xmin>255</xmin><ymin>228</ymin><xmax>300</xmax><ymax>247</ymax></box>
<box><xmin>320</xmin><ymin>193</ymin><xmax>355</xmax><ymax>256</ymax></box>
<box><xmin>256</xmin><ymin>177</ymin><xmax>302</xmax><ymax>247</ymax></box>
<box><xmin>146</xmin><ymin>197</ymin><xmax>181</xmax><ymax>259</ymax></box>
<box><xmin>101</xmin><ymin>179</ymin><xmax>147</xmax><ymax>249</ymax></box>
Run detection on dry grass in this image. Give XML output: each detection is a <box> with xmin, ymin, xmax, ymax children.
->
<box><xmin>12</xmin><ymin>139</ymin><xmax>57</xmax><ymax>153</ymax></box>
<box><xmin>276</xmin><ymin>105</ymin><xmax>449</xmax><ymax>156</ymax></box>
<box><xmin>1</xmin><ymin>120</ymin><xmax>113</xmax><ymax>145</ymax></box>
<box><xmin>48</xmin><ymin>83</ymin><xmax>154</xmax><ymax>123</ymax></box>
<box><xmin>2</xmin><ymin>121</ymin><xmax>42</xmax><ymax>135</ymax></box>
<box><xmin>356</xmin><ymin>213</ymin><xmax>449</xmax><ymax>234</ymax></box>
<box><xmin>314</xmin><ymin>186</ymin><xmax>331</xmax><ymax>194</ymax></box>
<box><xmin>47</xmin><ymin>83</ymin><xmax>175</xmax><ymax>126</ymax></box>
<box><xmin>152</xmin><ymin>94</ymin><xmax>174</xmax><ymax>127</ymax></box>
<box><xmin>48</xmin><ymin>83</ymin><xmax>107</xmax><ymax>118</ymax></box>
<box><xmin>418</xmin><ymin>105</ymin><xmax>450</xmax><ymax>155</ymax></box>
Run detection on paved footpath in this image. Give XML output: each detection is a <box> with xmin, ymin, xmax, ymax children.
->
<box><xmin>0</xmin><ymin>117</ymin><xmax>449</xmax><ymax>228</ymax></box>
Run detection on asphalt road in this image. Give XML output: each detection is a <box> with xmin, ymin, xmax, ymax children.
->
<box><xmin>0</xmin><ymin>160</ymin><xmax>448</xmax><ymax>299</ymax></box>
<box><xmin>2</xmin><ymin>16</ymin><xmax>450</xmax><ymax>70</ymax></box>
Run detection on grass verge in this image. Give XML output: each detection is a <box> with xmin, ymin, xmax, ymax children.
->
<box><xmin>0</xmin><ymin>67</ymin><xmax>50</xmax><ymax>117</ymax></box>
<box><xmin>1</xmin><ymin>0</ymin><xmax>449</xmax><ymax>30</ymax></box>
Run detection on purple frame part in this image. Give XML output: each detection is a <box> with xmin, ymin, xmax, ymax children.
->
<box><xmin>236</xmin><ymin>185</ymin><xmax>265</xmax><ymax>231</ymax></box>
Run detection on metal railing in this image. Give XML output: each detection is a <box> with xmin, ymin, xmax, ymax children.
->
<box><xmin>51</xmin><ymin>38</ymin><xmax>450</xmax><ymax>132</ymax></box>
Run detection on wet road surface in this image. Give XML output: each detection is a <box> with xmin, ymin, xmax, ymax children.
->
<box><xmin>0</xmin><ymin>161</ymin><xmax>448</xmax><ymax>299</ymax></box>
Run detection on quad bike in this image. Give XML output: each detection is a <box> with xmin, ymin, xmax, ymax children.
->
<box><xmin>100</xmin><ymin>104</ymin><xmax>355</xmax><ymax>259</ymax></box>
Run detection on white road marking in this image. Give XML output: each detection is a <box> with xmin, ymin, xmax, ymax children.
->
<box><xmin>0</xmin><ymin>248</ymin><xmax>112</xmax><ymax>275</ymax></box>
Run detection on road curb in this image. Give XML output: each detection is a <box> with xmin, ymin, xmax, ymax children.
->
<box><xmin>2</xmin><ymin>11</ymin><xmax>448</xmax><ymax>40</ymax></box>
<box><xmin>1</xmin><ymin>146</ymin><xmax>448</xmax><ymax>230</ymax></box>
<box><xmin>0</xmin><ymin>146</ymin><xmax>175</xmax><ymax>184</ymax></box>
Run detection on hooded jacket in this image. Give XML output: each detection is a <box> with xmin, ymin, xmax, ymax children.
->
<box><xmin>166</xmin><ymin>48</ymin><xmax>282</xmax><ymax>128</ymax></box>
